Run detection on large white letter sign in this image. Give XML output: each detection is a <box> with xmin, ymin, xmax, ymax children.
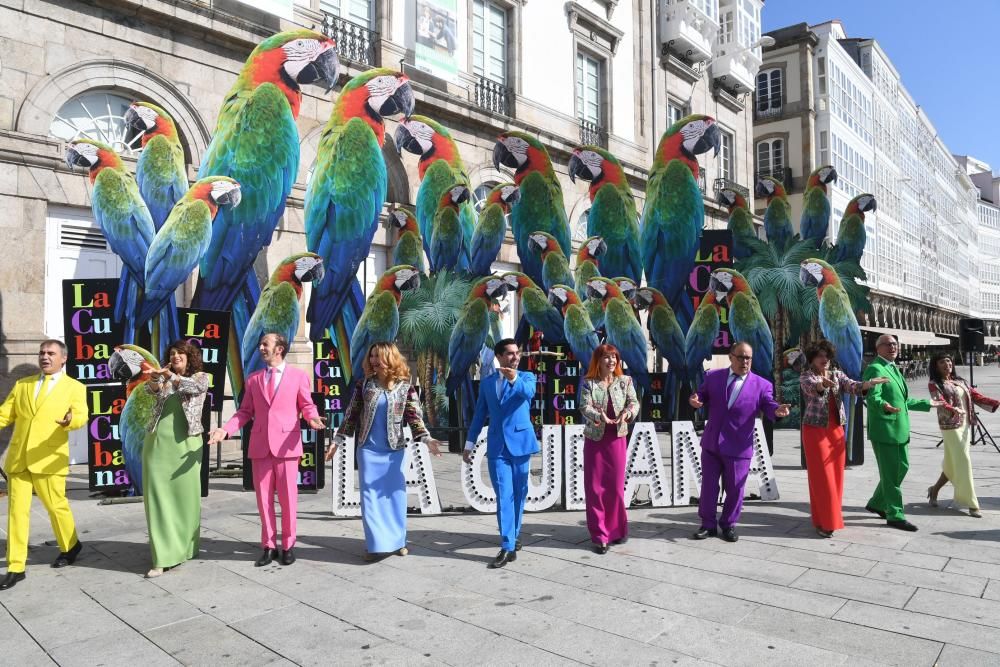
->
<box><xmin>331</xmin><ymin>427</ymin><xmax>442</xmax><ymax>516</ymax></box>
<box><xmin>563</xmin><ymin>425</ymin><xmax>586</xmax><ymax>510</ymax></box>
<box><xmin>623</xmin><ymin>423</ymin><xmax>670</xmax><ymax>507</ymax></box>
<box><xmin>747</xmin><ymin>418</ymin><xmax>779</xmax><ymax>500</ymax></box>
<box><xmin>671</xmin><ymin>420</ymin><xmax>702</xmax><ymax>506</ymax></box>
<box><xmin>461</xmin><ymin>426</ymin><xmax>562</xmax><ymax>512</ymax></box>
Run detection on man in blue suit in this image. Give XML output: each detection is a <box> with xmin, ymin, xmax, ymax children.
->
<box><xmin>464</xmin><ymin>338</ymin><xmax>539</xmax><ymax>569</ymax></box>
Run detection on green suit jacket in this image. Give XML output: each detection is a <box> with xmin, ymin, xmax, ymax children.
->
<box><xmin>862</xmin><ymin>356</ymin><xmax>930</xmax><ymax>444</ymax></box>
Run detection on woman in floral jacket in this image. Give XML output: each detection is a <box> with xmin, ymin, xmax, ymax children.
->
<box><xmin>799</xmin><ymin>340</ymin><xmax>887</xmax><ymax>537</ymax></box>
<box><xmin>926</xmin><ymin>352</ymin><xmax>999</xmax><ymax>517</ymax></box>
<box><xmin>326</xmin><ymin>342</ymin><xmax>441</xmax><ymax>560</ymax></box>
<box><xmin>579</xmin><ymin>344</ymin><xmax>639</xmax><ymax>554</ymax></box>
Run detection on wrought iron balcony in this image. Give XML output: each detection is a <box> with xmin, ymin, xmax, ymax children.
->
<box><xmin>713</xmin><ymin>178</ymin><xmax>749</xmax><ymax>199</ymax></box>
<box><xmin>754</xmin><ymin>167</ymin><xmax>793</xmax><ymax>193</ymax></box>
<box><xmin>579</xmin><ymin>119</ymin><xmax>608</xmax><ymax>149</ymax></box>
<box><xmin>323</xmin><ymin>14</ymin><xmax>378</xmax><ymax>68</ymax></box>
<box><xmin>754</xmin><ymin>105</ymin><xmax>783</xmax><ymax>120</ymax></box>
<box><xmin>474</xmin><ymin>76</ymin><xmax>513</xmax><ymax>117</ymax></box>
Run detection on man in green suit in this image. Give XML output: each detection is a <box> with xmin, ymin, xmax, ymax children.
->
<box><xmin>863</xmin><ymin>335</ymin><xmax>941</xmax><ymax>531</ymax></box>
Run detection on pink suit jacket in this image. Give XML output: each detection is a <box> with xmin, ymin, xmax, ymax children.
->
<box><xmin>222</xmin><ymin>365</ymin><xmax>320</xmax><ymax>460</ymax></box>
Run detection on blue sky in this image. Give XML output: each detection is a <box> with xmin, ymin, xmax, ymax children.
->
<box><xmin>762</xmin><ymin>0</ymin><xmax>999</xmax><ymax>175</ymax></box>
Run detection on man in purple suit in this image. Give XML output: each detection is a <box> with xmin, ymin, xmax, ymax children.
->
<box><xmin>688</xmin><ymin>341</ymin><xmax>790</xmax><ymax>542</ymax></box>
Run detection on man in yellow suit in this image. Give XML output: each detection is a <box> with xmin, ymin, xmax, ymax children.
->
<box><xmin>0</xmin><ymin>340</ymin><xmax>88</xmax><ymax>589</ymax></box>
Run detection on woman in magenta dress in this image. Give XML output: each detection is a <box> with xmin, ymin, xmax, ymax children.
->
<box><xmin>579</xmin><ymin>344</ymin><xmax>639</xmax><ymax>554</ymax></box>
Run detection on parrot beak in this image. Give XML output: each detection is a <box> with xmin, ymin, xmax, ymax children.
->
<box><xmin>799</xmin><ymin>264</ymin><xmax>821</xmax><ymax>287</ymax></box>
<box><xmin>754</xmin><ymin>180</ymin><xmax>772</xmax><ymax>199</ymax></box>
<box><xmin>595</xmin><ymin>239</ymin><xmax>608</xmax><ymax>257</ymax></box>
<box><xmin>452</xmin><ymin>185</ymin><xmax>471</xmax><ymax>205</ymax></box>
<box><xmin>108</xmin><ymin>349</ymin><xmax>141</xmax><ymax>382</ymax></box>
<box><xmin>394</xmin><ymin>123</ymin><xmax>420</xmax><ymax>156</ymax></box>
<box><xmin>860</xmin><ymin>195</ymin><xmax>878</xmax><ymax>213</ymax></box>
<box><xmin>698</xmin><ymin>123</ymin><xmax>722</xmax><ymax>158</ymax></box>
<box><xmin>717</xmin><ymin>189</ymin><xmax>736</xmax><ymax>207</ymax></box>
<box><xmin>218</xmin><ymin>185</ymin><xmax>242</xmax><ymax>209</ymax></box>
<box><xmin>567</xmin><ymin>153</ymin><xmax>585</xmax><ymax>184</ymax></box>
<box><xmin>634</xmin><ymin>291</ymin><xmax>653</xmax><ymax>310</ymax></box>
<box><xmin>585</xmin><ymin>282</ymin><xmax>606</xmax><ymax>301</ymax></box>
<box><xmin>122</xmin><ymin>107</ymin><xmax>147</xmax><ymax>146</ymax></box>
<box><xmin>64</xmin><ymin>145</ymin><xmax>93</xmax><ymax>170</ymax></box>
<box><xmin>304</xmin><ymin>259</ymin><xmax>325</xmax><ymax>284</ymax></box>
<box><xmin>493</xmin><ymin>141</ymin><xmax>516</xmax><ymax>170</ymax></box>
<box><xmin>825</xmin><ymin>167</ymin><xmax>839</xmax><ymax>185</ymax></box>
<box><xmin>296</xmin><ymin>46</ymin><xmax>341</xmax><ymax>94</ymax></box>
<box><xmin>399</xmin><ymin>271</ymin><xmax>421</xmax><ymax>292</ymax></box>
<box><xmin>547</xmin><ymin>290</ymin><xmax>565</xmax><ymax>309</ymax></box>
<box><xmin>379</xmin><ymin>79</ymin><xmax>415</xmax><ymax>118</ymax></box>
<box><xmin>504</xmin><ymin>186</ymin><xmax>521</xmax><ymax>206</ymax></box>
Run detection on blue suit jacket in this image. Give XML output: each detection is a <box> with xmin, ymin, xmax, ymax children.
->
<box><xmin>466</xmin><ymin>370</ymin><xmax>539</xmax><ymax>458</ymax></box>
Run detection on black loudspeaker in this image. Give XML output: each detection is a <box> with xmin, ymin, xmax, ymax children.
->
<box><xmin>960</xmin><ymin>318</ymin><xmax>985</xmax><ymax>353</ymax></box>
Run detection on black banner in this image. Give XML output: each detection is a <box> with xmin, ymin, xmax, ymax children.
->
<box><xmin>543</xmin><ymin>344</ymin><xmax>581</xmax><ymax>427</ymax></box>
<box><xmin>686</xmin><ymin>229</ymin><xmax>735</xmax><ymax>353</ymax></box>
<box><xmin>63</xmin><ymin>279</ymin><xmax>124</xmax><ymax>384</ymax></box>
<box><xmin>86</xmin><ymin>383</ymin><xmax>127</xmax><ymax>491</ymax></box>
<box><xmin>175</xmin><ymin>308</ymin><xmax>230</xmax><ymax>412</ymax></box>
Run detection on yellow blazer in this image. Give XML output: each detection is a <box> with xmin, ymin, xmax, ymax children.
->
<box><xmin>0</xmin><ymin>373</ymin><xmax>88</xmax><ymax>475</ymax></box>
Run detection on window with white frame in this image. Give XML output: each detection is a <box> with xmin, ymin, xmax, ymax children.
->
<box><xmin>756</xmin><ymin>68</ymin><xmax>781</xmax><ymax>112</ymax></box>
<box><xmin>576</xmin><ymin>51</ymin><xmax>603</xmax><ymax>125</ymax></box>
<box><xmin>473</xmin><ymin>0</ymin><xmax>507</xmax><ymax>84</ymax></box>
<box><xmin>720</xmin><ymin>128</ymin><xmax>735</xmax><ymax>181</ymax></box>
<box><xmin>817</xmin><ymin>56</ymin><xmax>827</xmax><ymax>95</ymax></box>
<box><xmin>756</xmin><ymin>138</ymin><xmax>783</xmax><ymax>178</ymax></box>
<box><xmin>319</xmin><ymin>0</ymin><xmax>372</xmax><ymax>27</ymax></box>
<box><xmin>668</xmin><ymin>100</ymin><xmax>688</xmax><ymax>128</ymax></box>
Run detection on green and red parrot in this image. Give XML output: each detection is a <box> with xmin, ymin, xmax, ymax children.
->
<box><xmin>470</xmin><ymin>183</ymin><xmax>518</xmax><ymax>277</ymax></box>
<box><xmin>709</xmin><ymin>268</ymin><xmax>773</xmax><ymax>378</ymax></box>
<box><xmin>685</xmin><ymin>291</ymin><xmax>722</xmax><ymax>391</ymax></box>
<box><xmin>501</xmin><ymin>272</ymin><xmax>565</xmax><ymax>344</ymax></box>
<box><xmin>494</xmin><ymin>131</ymin><xmax>571</xmax><ymax>291</ymax></box>
<box><xmin>830</xmin><ymin>193</ymin><xmax>877</xmax><ymax>264</ymax></box>
<box><xmin>430</xmin><ymin>184</ymin><xmax>472</xmax><ymax>272</ymax></box>
<box><xmin>305</xmin><ymin>67</ymin><xmax>415</xmax><ymax>387</ymax></box>
<box><xmin>123</xmin><ymin>101</ymin><xmax>188</xmax><ymax>231</ymax></box>
<box><xmin>586</xmin><ymin>277</ymin><xmax>650</xmax><ymax>390</ymax></box>
<box><xmin>574</xmin><ymin>235</ymin><xmax>607</xmax><ymax>294</ymax></box>
<box><xmin>756</xmin><ymin>176</ymin><xmax>793</xmax><ymax>252</ymax></box>
<box><xmin>548</xmin><ymin>284</ymin><xmax>599</xmax><ymax>366</ymax></box>
<box><xmin>387</xmin><ymin>206</ymin><xmax>425</xmax><ymax>273</ymax></box>
<box><xmin>528</xmin><ymin>231</ymin><xmax>573</xmax><ymax>293</ymax></box>
<box><xmin>350</xmin><ymin>266</ymin><xmax>422</xmax><ymax>382</ymax></box>
<box><xmin>138</xmin><ymin>177</ymin><xmax>242</xmax><ymax>358</ymax></box>
<box><xmin>108</xmin><ymin>344</ymin><xmax>161</xmax><ymax>495</ymax></box>
<box><xmin>446</xmin><ymin>276</ymin><xmax>509</xmax><ymax>397</ymax></box>
<box><xmin>641</xmin><ymin>114</ymin><xmax>721</xmax><ymax>334</ymax></box>
<box><xmin>568</xmin><ymin>146</ymin><xmax>642</xmax><ymax>283</ymax></box>
<box><xmin>717</xmin><ymin>187</ymin><xmax>757</xmax><ymax>260</ymax></box>
<box><xmin>242</xmin><ymin>252</ymin><xmax>325</xmax><ymax>377</ymax></box>
<box><xmin>800</xmin><ymin>165</ymin><xmax>838</xmax><ymax>247</ymax></box>
<box><xmin>66</xmin><ymin>139</ymin><xmax>155</xmax><ymax>346</ymax></box>
<box><xmin>193</xmin><ymin>29</ymin><xmax>339</xmax><ymax>344</ymax></box>
<box><xmin>635</xmin><ymin>286</ymin><xmax>688</xmax><ymax>416</ymax></box>
<box><xmin>800</xmin><ymin>259</ymin><xmax>863</xmax><ymax>380</ymax></box>
<box><xmin>394</xmin><ymin>116</ymin><xmax>475</xmax><ymax>269</ymax></box>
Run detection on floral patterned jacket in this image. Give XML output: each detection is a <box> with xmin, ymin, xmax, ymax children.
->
<box><xmin>143</xmin><ymin>372</ymin><xmax>210</xmax><ymax>435</ymax></box>
<box><xmin>799</xmin><ymin>369</ymin><xmax>865</xmax><ymax>428</ymax></box>
<box><xmin>928</xmin><ymin>378</ymin><xmax>999</xmax><ymax>431</ymax></box>
<box><xmin>333</xmin><ymin>378</ymin><xmax>430</xmax><ymax>450</ymax></box>
<box><xmin>580</xmin><ymin>375</ymin><xmax>639</xmax><ymax>441</ymax></box>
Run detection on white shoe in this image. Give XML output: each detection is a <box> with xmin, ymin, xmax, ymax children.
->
<box><xmin>145</xmin><ymin>567</ymin><xmax>164</xmax><ymax>578</ymax></box>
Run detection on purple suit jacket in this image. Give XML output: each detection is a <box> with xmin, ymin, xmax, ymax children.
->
<box><xmin>697</xmin><ymin>368</ymin><xmax>780</xmax><ymax>459</ymax></box>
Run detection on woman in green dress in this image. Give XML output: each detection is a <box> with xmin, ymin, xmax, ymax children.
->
<box><xmin>926</xmin><ymin>352</ymin><xmax>999</xmax><ymax>518</ymax></box>
<box><xmin>143</xmin><ymin>340</ymin><xmax>209</xmax><ymax>577</ymax></box>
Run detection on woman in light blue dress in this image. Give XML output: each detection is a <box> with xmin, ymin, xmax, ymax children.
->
<box><xmin>328</xmin><ymin>343</ymin><xmax>441</xmax><ymax>560</ymax></box>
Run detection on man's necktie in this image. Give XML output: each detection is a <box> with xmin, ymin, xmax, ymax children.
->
<box><xmin>34</xmin><ymin>374</ymin><xmax>51</xmax><ymax>409</ymax></box>
<box><xmin>267</xmin><ymin>369</ymin><xmax>276</xmax><ymax>401</ymax></box>
<box><xmin>726</xmin><ymin>375</ymin><xmax>738</xmax><ymax>408</ymax></box>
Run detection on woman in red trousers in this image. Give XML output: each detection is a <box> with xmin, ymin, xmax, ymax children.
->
<box><xmin>799</xmin><ymin>340</ymin><xmax>887</xmax><ymax>537</ymax></box>
<box><xmin>579</xmin><ymin>344</ymin><xmax>639</xmax><ymax>553</ymax></box>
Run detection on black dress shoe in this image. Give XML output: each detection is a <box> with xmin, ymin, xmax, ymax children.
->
<box><xmin>721</xmin><ymin>527</ymin><xmax>739</xmax><ymax>542</ymax></box>
<box><xmin>490</xmin><ymin>549</ymin><xmax>516</xmax><ymax>569</ymax></box>
<box><xmin>887</xmin><ymin>519</ymin><xmax>918</xmax><ymax>532</ymax></box>
<box><xmin>280</xmin><ymin>548</ymin><xmax>295</xmax><ymax>566</ymax></box>
<box><xmin>692</xmin><ymin>527</ymin><xmax>717</xmax><ymax>540</ymax></box>
<box><xmin>515</xmin><ymin>539</ymin><xmax>522</xmax><ymax>552</ymax></box>
<box><xmin>592</xmin><ymin>544</ymin><xmax>609</xmax><ymax>555</ymax></box>
<box><xmin>0</xmin><ymin>572</ymin><xmax>25</xmax><ymax>590</ymax></box>
<box><xmin>255</xmin><ymin>548</ymin><xmax>278</xmax><ymax>567</ymax></box>
<box><xmin>52</xmin><ymin>540</ymin><xmax>82</xmax><ymax>568</ymax></box>
<box><xmin>865</xmin><ymin>504</ymin><xmax>887</xmax><ymax>519</ymax></box>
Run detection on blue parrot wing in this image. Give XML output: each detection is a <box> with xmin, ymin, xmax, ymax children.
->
<box><xmin>819</xmin><ymin>286</ymin><xmax>863</xmax><ymax>380</ymax></box>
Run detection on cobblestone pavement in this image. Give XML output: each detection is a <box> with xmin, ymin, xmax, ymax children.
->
<box><xmin>4</xmin><ymin>366</ymin><xmax>1000</xmax><ymax>665</ymax></box>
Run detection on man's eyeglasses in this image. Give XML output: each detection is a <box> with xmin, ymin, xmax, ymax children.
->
<box><xmin>730</xmin><ymin>354</ymin><xmax>752</xmax><ymax>361</ymax></box>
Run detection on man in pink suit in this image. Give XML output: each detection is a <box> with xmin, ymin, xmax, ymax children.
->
<box><xmin>688</xmin><ymin>341</ymin><xmax>790</xmax><ymax>542</ymax></box>
<box><xmin>209</xmin><ymin>333</ymin><xmax>324</xmax><ymax>566</ymax></box>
